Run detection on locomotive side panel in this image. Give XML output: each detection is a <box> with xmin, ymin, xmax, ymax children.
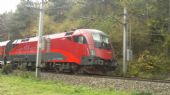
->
<box><xmin>0</xmin><ymin>47</ymin><xmax>4</xmax><ymax>57</ymax></box>
<box><xmin>0</xmin><ymin>46</ymin><xmax>5</xmax><ymax>61</ymax></box>
<box><xmin>9</xmin><ymin>41</ymin><xmax>37</xmax><ymax>62</ymax></box>
<box><xmin>49</xmin><ymin>37</ymin><xmax>81</xmax><ymax>64</ymax></box>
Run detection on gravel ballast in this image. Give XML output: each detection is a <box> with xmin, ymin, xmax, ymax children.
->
<box><xmin>40</xmin><ymin>72</ymin><xmax>170</xmax><ymax>95</ymax></box>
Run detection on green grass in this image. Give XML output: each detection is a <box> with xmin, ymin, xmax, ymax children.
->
<box><xmin>0</xmin><ymin>73</ymin><xmax>151</xmax><ymax>95</ymax></box>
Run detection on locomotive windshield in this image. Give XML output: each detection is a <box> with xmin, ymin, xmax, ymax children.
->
<box><xmin>92</xmin><ymin>33</ymin><xmax>111</xmax><ymax>50</ymax></box>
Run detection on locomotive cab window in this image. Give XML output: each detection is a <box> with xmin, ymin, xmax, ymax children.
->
<box><xmin>73</xmin><ymin>36</ymin><xmax>87</xmax><ymax>44</ymax></box>
<box><xmin>92</xmin><ymin>33</ymin><xmax>111</xmax><ymax>50</ymax></box>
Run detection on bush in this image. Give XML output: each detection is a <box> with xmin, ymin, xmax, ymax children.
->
<box><xmin>13</xmin><ymin>70</ymin><xmax>36</xmax><ymax>79</ymax></box>
<box><xmin>1</xmin><ymin>64</ymin><xmax>13</xmax><ymax>74</ymax></box>
<box><xmin>113</xmin><ymin>59</ymin><xmax>123</xmax><ymax>76</ymax></box>
<box><xmin>18</xmin><ymin>63</ymin><xmax>27</xmax><ymax>71</ymax></box>
<box><xmin>20</xmin><ymin>71</ymin><xmax>35</xmax><ymax>79</ymax></box>
<box><xmin>128</xmin><ymin>50</ymin><xmax>169</xmax><ymax>79</ymax></box>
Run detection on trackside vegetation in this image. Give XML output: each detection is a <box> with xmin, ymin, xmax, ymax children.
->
<box><xmin>0</xmin><ymin>71</ymin><xmax>151</xmax><ymax>95</ymax></box>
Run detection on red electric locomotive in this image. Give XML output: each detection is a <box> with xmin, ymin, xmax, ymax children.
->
<box><xmin>0</xmin><ymin>29</ymin><xmax>117</xmax><ymax>74</ymax></box>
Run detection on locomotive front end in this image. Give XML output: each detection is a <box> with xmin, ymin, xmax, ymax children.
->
<box><xmin>80</xmin><ymin>29</ymin><xmax>117</xmax><ymax>73</ymax></box>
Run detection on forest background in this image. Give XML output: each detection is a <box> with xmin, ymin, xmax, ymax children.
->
<box><xmin>0</xmin><ymin>0</ymin><xmax>170</xmax><ymax>78</ymax></box>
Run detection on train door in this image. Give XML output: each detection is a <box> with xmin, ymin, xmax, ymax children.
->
<box><xmin>73</xmin><ymin>35</ymin><xmax>88</xmax><ymax>58</ymax></box>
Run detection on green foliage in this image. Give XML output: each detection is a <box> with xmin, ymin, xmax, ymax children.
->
<box><xmin>128</xmin><ymin>50</ymin><xmax>170</xmax><ymax>78</ymax></box>
<box><xmin>20</xmin><ymin>72</ymin><xmax>34</xmax><ymax>79</ymax></box>
<box><xmin>16</xmin><ymin>70</ymin><xmax>36</xmax><ymax>79</ymax></box>
<box><xmin>113</xmin><ymin>59</ymin><xmax>123</xmax><ymax>76</ymax></box>
<box><xmin>1</xmin><ymin>64</ymin><xmax>13</xmax><ymax>74</ymax></box>
<box><xmin>163</xmin><ymin>35</ymin><xmax>170</xmax><ymax>56</ymax></box>
<box><xmin>47</xmin><ymin>0</ymin><xmax>72</xmax><ymax>22</ymax></box>
<box><xmin>18</xmin><ymin>64</ymin><xmax>27</xmax><ymax>71</ymax></box>
<box><xmin>132</xmin><ymin>92</ymin><xmax>152</xmax><ymax>95</ymax></box>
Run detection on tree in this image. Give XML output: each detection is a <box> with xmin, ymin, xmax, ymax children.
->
<box><xmin>47</xmin><ymin>0</ymin><xmax>72</xmax><ymax>22</ymax></box>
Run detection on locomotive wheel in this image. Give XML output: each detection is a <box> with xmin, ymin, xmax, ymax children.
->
<box><xmin>79</xmin><ymin>66</ymin><xmax>110</xmax><ymax>75</ymax></box>
<box><xmin>73</xmin><ymin>67</ymin><xmax>85</xmax><ymax>74</ymax></box>
<box><xmin>71</xmin><ymin>65</ymin><xmax>79</xmax><ymax>74</ymax></box>
<box><xmin>70</xmin><ymin>64</ymin><xmax>84</xmax><ymax>74</ymax></box>
<box><xmin>55</xmin><ymin>67</ymin><xmax>61</xmax><ymax>73</ymax></box>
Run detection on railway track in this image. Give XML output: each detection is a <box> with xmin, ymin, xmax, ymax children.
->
<box><xmin>41</xmin><ymin>71</ymin><xmax>170</xmax><ymax>84</ymax></box>
<box><xmin>82</xmin><ymin>74</ymin><xmax>170</xmax><ymax>84</ymax></box>
<box><xmin>39</xmin><ymin>71</ymin><xmax>170</xmax><ymax>95</ymax></box>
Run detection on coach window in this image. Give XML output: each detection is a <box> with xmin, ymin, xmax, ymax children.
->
<box><xmin>73</xmin><ymin>36</ymin><xmax>87</xmax><ymax>44</ymax></box>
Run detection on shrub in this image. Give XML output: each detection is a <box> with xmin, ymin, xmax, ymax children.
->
<box><xmin>19</xmin><ymin>71</ymin><xmax>35</xmax><ymax>79</ymax></box>
<box><xmin>1</xmin><ymin>64</ymin><xmax>13</xmax><ymax>74</ymax></box>
<box><xmin>128</xmin><ymin>50</ymin><xmax>169</xmax><ymax>79</ymax></box>
<box><xmin>13</xmin><ymin>70</ymin><xmax>36</xmax><ymax>79</ymax></box>
<box><xmin>18</xmin><ymin>63</ymin><xmax>27</xmax><ymax>71</ymax></box>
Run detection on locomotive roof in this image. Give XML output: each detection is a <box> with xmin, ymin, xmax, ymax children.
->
<box><xmin>1</xmin><ymin>29</ymin><xmax>107</xmax><ymax>45</ymax></box>
<box><xmin>0</xmin><ymin>40</ymin><xmax>10</xmax><ymax>46</ymax></box>
<box><xmin>12</xmin><ymin>33</ymin><xmax>65</xmax><ymax>44</ymax></box>
<box><xmin>78</xmin><ymin>29</ymin><xmax>107</xmax><ymax>36</ymax></box>
<box><xmin>12</xmin><ymin>37</ymin><xmax>38</xmax><ymax>44</ymax></box>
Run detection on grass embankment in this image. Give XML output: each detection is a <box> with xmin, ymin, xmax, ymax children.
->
<box><xmin>0</xmin><ymin>71</ymin><xmax>151</xmax><ymax>95</ymax></box>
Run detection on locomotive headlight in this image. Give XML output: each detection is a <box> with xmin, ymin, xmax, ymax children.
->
<box><xmin>90</xmin><ymin>50</ymin><xmax>96</xmax><ymax>56</ymax></box>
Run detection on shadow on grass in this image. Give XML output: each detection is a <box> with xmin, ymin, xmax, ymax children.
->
<box><xmin>133</xmin><ymin>92</ymin><xmax>152</xmax><ymax>95</ymax></box>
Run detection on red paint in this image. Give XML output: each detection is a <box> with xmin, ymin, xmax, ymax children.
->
<box><xmin>0</xmin><ymin>46</ymin><xmax>5</xmax><ymax>57</ymax></box>
<box><xmin>0</xmin><ymin>29</ymin><xmax>115</xmax><ymax>65</ymax></box>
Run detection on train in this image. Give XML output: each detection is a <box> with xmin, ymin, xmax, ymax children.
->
<box><xmin>0</xmin><ymin>29</ymin><xmax>117</xmax><ymax>74</ymax></box>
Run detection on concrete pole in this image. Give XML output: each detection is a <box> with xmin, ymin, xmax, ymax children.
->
<box><xmin>36</xmin><ymin>0</ymin><xmax>44</xmax><ymax>78</ymax></box>
<box><xmin>123</xmin><ymin>7</ymin><xmax>128</xmax><ymax>76</ymax></box>
<box><xmin>8</xmin><ymin>31</ymin><xmax>10</xmax><ymax>40</ymax></box>
<box><xmin>168</xmin><ymin>0</ymin><xmax>170</xmax><ymax>33</ymax></box>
